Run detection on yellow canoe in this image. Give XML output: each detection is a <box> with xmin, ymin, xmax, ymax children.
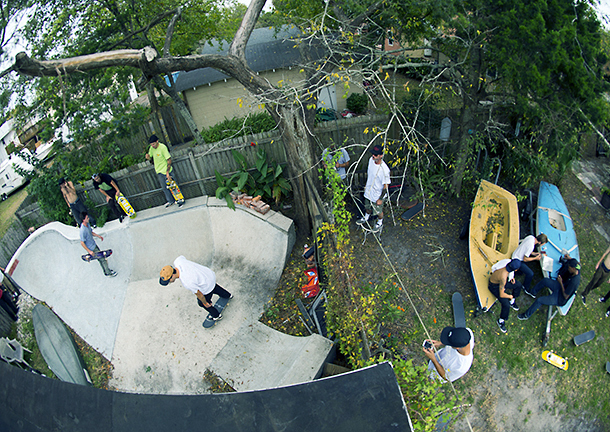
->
<box><xmin>468</xmin><ymin>180</ymin><xmax>520</xmax><ymax>312</ymax></box>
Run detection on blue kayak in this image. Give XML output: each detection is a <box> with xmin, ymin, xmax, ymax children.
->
<box><xmin>536</xmin><ymin>181</ymin><xmax>579</xmax><ymax>314</ymax></box>
<box><xmin>536</xmin><ymin>181</ymin><xmax>579</xmax><ymax>276</ymax></box>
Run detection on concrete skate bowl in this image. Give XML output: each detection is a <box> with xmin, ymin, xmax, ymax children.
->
<box><xmin>8</xmin><ymin>196</ymin><xmax>334</xmax><ymax>395</ymax></box>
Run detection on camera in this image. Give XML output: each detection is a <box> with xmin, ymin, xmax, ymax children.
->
<box><xmin>423</xmin><ymin>340</ymin><xmax>433</xmax><ymax>350</ymax></box>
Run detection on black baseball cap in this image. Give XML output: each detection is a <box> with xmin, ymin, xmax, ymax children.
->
<box><xmin>440</xmin><ymin>326</ymin><xmax>471</xmax><ymax>348</ymax></box>
<box><xmin>371</xmin><ymin>145</ymin><xmax>383</xmax><ymax>156</ymax></box>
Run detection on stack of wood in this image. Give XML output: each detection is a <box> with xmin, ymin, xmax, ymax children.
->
<box><xmin>230</xmin><ymin>192</ymin><xmax>271</xmax><ymax>215</ymax></box>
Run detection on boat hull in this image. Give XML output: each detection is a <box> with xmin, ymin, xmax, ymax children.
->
<box><xmin>469</xmin><ymin>180</ymin><xmax>520</xmax><ymax>311</ymax></box>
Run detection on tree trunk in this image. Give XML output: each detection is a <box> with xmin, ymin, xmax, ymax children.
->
<box><xmin>451</xmin><ymin>103</ymin><xmax>474</xmax><ymax>196</ymax></box>
<box><xmin>271</xmin><ymin>105</ymin><xmax>317</xmax><ymax>234</ymax></box>
<box><xmin>153</xmin><ymin>76</ymin><xmax>205</xmax><ymax>146</ymax></box>
<box><xmin>146</xmin><ymin>81</ymin><xmax>164</xmax><ymax>142</ymax></box>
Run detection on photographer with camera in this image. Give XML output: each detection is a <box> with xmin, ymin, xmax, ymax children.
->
<box><xmin>423</xmin><ymin>326</ymin><xmax>474</xmax><ymax>383</ymax></box>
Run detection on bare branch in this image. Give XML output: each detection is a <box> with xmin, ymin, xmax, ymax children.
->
<box><xmin>163</xmin><ymin>7</ymin><xmax>182</xmax><ymax>57</ymax></box>
<box><xmin>107</xmin><ymin>8</ymin><xmax>180</xmax><ymax>51</ymax></box>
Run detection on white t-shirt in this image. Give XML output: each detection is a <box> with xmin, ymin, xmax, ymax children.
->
<box><xmin>511</xmin><ymin>235</ymin><xmax>536</xmax><ymax>261</ymax></box>
<box><xmin>491</xmin><ymin>258</ymin><xmax>515</xmax><ymax>280</ymax></box>
<box><xmin>428</xmin><ymin>328</ymin><xmax>475</xmax><ymax>382</ymax></box>
<box><xmin>174</xmin><ymin>255</ymin><xmax>216</xmax><ymax>295</ymax></box>
<box><xmin>322</xmin><ymin>148</ymin><xmax>350</xmax><ymax>180</ymax></box>
<box><xmin>363</xmin><ymin>157</ymin><xmax>390</xmax><ymax>202</ymax></box>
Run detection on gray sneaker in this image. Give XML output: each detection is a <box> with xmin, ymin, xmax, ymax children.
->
<box><xmin>356</xmin><ymin>217</ymin><xmax>369</xmax><ymax>226</ymax></box>
<box><xmin>106</xmin><ymin>270</ymin><xmax>118</xmax><ymax>277</ymax></box>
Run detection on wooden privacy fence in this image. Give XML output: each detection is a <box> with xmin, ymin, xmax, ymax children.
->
<box><xmin>82</xmin><ymin>114</ymin><xmax>391</xmax><ymax>212</ymax></box>
<box><xmin>1</xmin><ymin>114</ymin><xmax>394</xmax><ymax>267</ymax></box>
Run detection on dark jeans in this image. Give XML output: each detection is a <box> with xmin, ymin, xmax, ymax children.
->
<box><xmin>488</xmin><ymin>280</ymin><xmax>522</xmax><ymax>320</ymax></box>
<box><xmin>156</xmin><ymin>170</ymin><xmax>180</xmax><ymax>204</ymax></box>
<box><xmin>70</xmin><ymin>198</ymin><xmax>96</xmax><ymax>227</ymax></box>
<box><xmin>197</xmin><ymin>284</ymin><xmax>231</xmax><ymax>318</ymax></box>
<box><xmin>0</xmin><ymin>289</ymin><xmax>18</xmax><ymax>321</ymax></box>
<box><xmin>522</xmin><ymin>278</ymin><xmax>562</xmax><ymax>318</ymax></box>
<box><xmin>107</xmin><ymin>196</ymin><xmax>124</xmax><ymax>219</ymax></box>
<box><xmin>582</xmin><ymin>263</ymin><xmax>610</xmax><ymax>297</ymax></box>
<box><xmin>515</xmin><ymin>261</ymin><xmax>534</xmax><ymax>291</ymax></box>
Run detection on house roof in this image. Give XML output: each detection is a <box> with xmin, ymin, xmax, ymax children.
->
<box><xmin>174</xmin><ymin>26</ymin><xmax>305</xmax><ymax>92</ymax></box>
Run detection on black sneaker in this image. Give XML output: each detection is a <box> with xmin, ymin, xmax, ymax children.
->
<box><xmin>606</xmin><ymin>310</ymin><xmax>610</xmax><ymax>318</ymax></box>
<box><xmin>581</xmin><ymin>294</ymin><xmax>586</xmax><ymax>306</ymax></box>
<box><xmin>356</xmin><ymin>217</ymin><xmax>369</xmax><ymax>226</ymax></box>
<box><xmin>517</xmin><ymin>313</ymin><xmax>528</xmax><ymax>321</ymax></box>
<box><xmin>106</xmin><ymin>270</ymin><xmax>118</xmax><ymax>277</ymax></box>
<box><xmin>600</xmin><ymin>297</ymin><xmax>607</xmax><ymax>303</ymax></box>
<box><xmin>119</xmin><ymin>215</ymin><xmax>124</xmax><ymax>223</ymax></box>
<box><xmin>165</xmin><ymin>202</ymin><xmax>175</xmax><ymax>208</ymax></box>
<box><xmin>497</xmin><ymin>319</ymin><xmax>507</xmax><ymax>333</ymax></box>
<box><xmin>178</xmin><ymin>200</ymin><xmax>185</xmax><ymax>207</ymax></box>
<box><xmin>213</xmin><ymin>313</ymin><xmax>223</xmax><ymax>321</ymax></box>
<box><xmin>524</xmin><ymin>288</ymin><xmax>536</xmax><ymax>299</ymax></box>
<box><xmin>510</xmin><ymin>301</ymin><xmax>519</xmax><ymax>311</ymax></box>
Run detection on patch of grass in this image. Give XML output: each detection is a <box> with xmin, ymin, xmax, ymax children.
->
<box><xmin>0</xmin><ymin>187</ymin><xmax>28</xmax><ymax>237</ymax></box>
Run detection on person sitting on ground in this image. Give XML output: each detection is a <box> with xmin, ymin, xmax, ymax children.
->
<box><xmin>159</xmin><ymin>256</ymin><xmax>232</xmax><ymax>322</ymax></box>
<box><xmin>518</xmin><ymin>256</ymin><xmax>581</xmax><ymax>321</ymax></box>
<box><xmin>488</xmin><ymin>258</ymin><xmax>523</xmax><ymax>333</ymax></box>
<box><xmin>581</xmin><ymin>244</ymin><xmax>610</xmax><ymax>306</ymax></box>
<box><xmin>423</xmin><ymin>326</ymin><xmax>474</xmax><ymax>382</ymax></box>
<box><xmin>511</xmin><ymin>234</ymin><xmax>548</xmax><ymax>293</ymax></box>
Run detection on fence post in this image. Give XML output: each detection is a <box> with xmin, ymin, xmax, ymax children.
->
<box><xmin>188</xmin><ymin>149</ymin><xmax>208</xmax><ymax>196</ymax></box>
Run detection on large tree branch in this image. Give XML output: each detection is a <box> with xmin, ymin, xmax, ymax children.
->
<box><xmin>163</xmin><ymin>7</ymin><xmax>182</xmax><ymax>57</ymax></box>
<box><xmin>230</xmin><ymin>0</ymin><xmax>266</xmax><ymax>59</ymax></box>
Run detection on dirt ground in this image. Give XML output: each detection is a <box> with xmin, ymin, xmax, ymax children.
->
<box><xmin>344</xmin><ymin>167</ymin><xmax>607</xmax><ymax>431</ymax></box>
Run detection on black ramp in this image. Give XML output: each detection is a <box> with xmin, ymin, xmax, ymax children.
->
<box><xmin>0</xmin><ymin>361</ymin><xmax>412</xmax><ymax>432</ymax></box>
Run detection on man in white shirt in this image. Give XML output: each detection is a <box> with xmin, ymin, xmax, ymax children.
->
<box><xmin>511</xmin><ymin>234</ymin><xmax>547</xmax><ymax>294</ymax></box>
<box><xmin>356</xmin><ymin>145</ymin><xmax>390</xmax><ymax>232</ymax></box>
<box><xmin>159</xmin><ymin>256</ymin><xmax>232</xmax><ymax>321</ymax></box>
<box><xmin>424</xmin><ymin>326</ymin><xmax>475</xmax><ymax>382</ymax></box>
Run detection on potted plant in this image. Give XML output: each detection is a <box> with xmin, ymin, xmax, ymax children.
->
<box><xmin>601</xmin><ymin>187</ymin><xmax>610</xmax><ymax>209</ymax></box>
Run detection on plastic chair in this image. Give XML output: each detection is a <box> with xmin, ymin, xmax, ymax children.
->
<box><xmin>0</xmin><ymin>337</ymin><xmax>31</xmax><ymax>369</ymax></box>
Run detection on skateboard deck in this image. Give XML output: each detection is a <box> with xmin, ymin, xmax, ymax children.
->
<box><xmin>117</xmin><ymin>193</ymin><xmax>136</xmax><ymax>218</ymax></box>
<box><xmin>452</xmin><ymin>292</ymin><xmax>466</xmax><ymax>328</ymax></box>
<box><xmin>542</xmin><ymin>350</ymin><xmax>568</xmax><ymax>371</ymax></box>
<box><xmin>202</xmin><ymin>296</ymin><xmax>230</xmax><ymax>328</ymax></box>
<box><xmin>573</xmin><ymin>330</ymin><xmax>595</xmax><ymax>346</ymax></box>
<box><xmin>166</xmin><ymin>178</ymin><xmax>185</xmax><ymax>203</ymax></box>
<box><xmin>401</xmin><ymin>202</ymin><xmax>424</xmax><ymax>221</ymax></box>
<box><xmin>81</xmin><ymin>249</ymin><xmax>112</xmax><ymax>262</ymax></box>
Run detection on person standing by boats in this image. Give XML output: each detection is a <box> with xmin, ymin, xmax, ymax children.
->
<box><xmin>518</xmin><ymin>257</ymin><xmax>580</xmax><ymax>321</ymax></box>
<box><xmin>356</xmin><ymin>145</ymin><xmax>390</xmax><ymax>232</ymax></box>
<box><xmin>511</xmin><ymin>234</ymin><xmax>548</xmax><ymax>294</ymax></box>
<box><xmin>488</xmin><ymin>258</ymin><xmax>523</xmax><ymax>333</ymax></box>
<box><xmin>581</xmin><ymin>245</ymin><xmax>610</xmax><ymax>306</ymax></box>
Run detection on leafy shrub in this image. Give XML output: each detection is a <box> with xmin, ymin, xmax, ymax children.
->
<box><xmin>346</xmin><ymin>93</ymin><xmax>368</xmax><ymax>114</ymax></box>
<box><xmin>201</xmin><ymin>112</ymin><xmax>276</xmax><ymax>143</ymax></box>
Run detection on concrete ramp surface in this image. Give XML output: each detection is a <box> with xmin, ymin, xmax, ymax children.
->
<box><xmin>9</xmin><ymin>196</ymin><xmax>334</xmax><ymax>394</ymax></box>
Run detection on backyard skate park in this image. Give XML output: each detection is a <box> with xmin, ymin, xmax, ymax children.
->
<box><xmin>2</xmin><ymin>196</ymin><xmax>413</xmax><ymax>431</ymax></box>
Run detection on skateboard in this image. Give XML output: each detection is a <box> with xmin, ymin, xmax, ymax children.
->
<box><xmin>202</xmin><ymin>296</ymin><xmax>230</xmax><ymax>328</ymax></box>
<box><xmin>573</xmin><ymin>330</ymin><xmax>595</xmax><ymax>346</ymax></box>
<box><xmin>81</xmin><ymin>249</ymin><xmax>112</xmax><ymax>262</ymax></box>
<box><xmin>117</xmin><ymin>193</ymin><xmax>136</xmax><ymax>218</ymax></box>
<box><xmin>401</xmin><ymin>202</ymin><xmax>424</xmax><ymax>221</ymax></box>
<box><xmin>542</xmin><ymin>350</ymin><xmax>568</xmax><ymax>371</ymax></box>
<box><xmin>452</xmin><ymin>292</ymin><xmax>466</xmax><ymax>328</ymax></box>
<box><xmin>166</xmin><ymin>177</ymin><xmax>185</xmax><ymax>204</ymax></box>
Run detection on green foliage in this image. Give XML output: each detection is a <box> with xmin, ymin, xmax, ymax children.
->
<box><xmin>346</xmin><ymin>93</ymin><xmax>368</xmax><ymax>115</ymax></box>
<box><xmin>215</xmin><ymin>147</ymin><xmax>291</xmax><ymax>206</ymax></box>
<box><xmin>201</xmin><ymin>112</ymin><xmax>277</xmax><ymax>144</ymax></box>
<box><xmin>391</xmin><ymin>357</ymin><xmax>457</xmax><ymax>431</ymax></box>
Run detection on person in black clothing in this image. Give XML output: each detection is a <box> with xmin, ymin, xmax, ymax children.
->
<box><xmin>518</xmin><ymin>256</ymin><xmax>581</xmax><ymax>320</ymax></box>
<box><xmin>92</xmin><ymin>173</ymin><xmax>125</xmax><ymax>223</ymax></box>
